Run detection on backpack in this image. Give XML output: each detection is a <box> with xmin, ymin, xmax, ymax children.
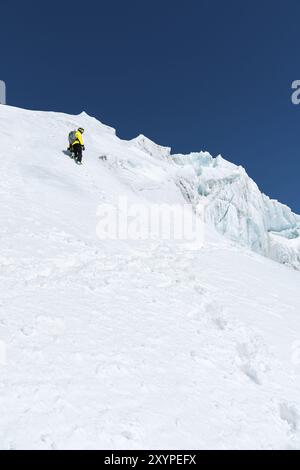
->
<box><xmin>68</xmin><ymin>130</ymin><xmax>77</xmax><ymax>145</ymax></box>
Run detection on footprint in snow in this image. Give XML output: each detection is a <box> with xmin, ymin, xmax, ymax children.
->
<box><xmin>202</xmin><ymin>298</ymin><xmax>228</xmax><ymax>331</ymax></box>
<box><xmin>279</xmin><ymin>402</ymin><xmax>300</xmax><ymax>433</ymax></box>
<box><xmin>235</xmin><ymin>340</ymin><xmax>270</xmax><ymax>386</ymax></box>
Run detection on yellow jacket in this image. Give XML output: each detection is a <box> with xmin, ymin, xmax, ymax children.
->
<box><xmin>73</xmin><ymin>131</ymin><xmax>84</xmax><ymax>146</ymax></box>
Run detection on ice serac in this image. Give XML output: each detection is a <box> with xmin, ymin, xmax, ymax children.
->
<box><xmin>172</xmin><ymin>152</ymin><xmax>300</xmax><ymax>269</ymax></box>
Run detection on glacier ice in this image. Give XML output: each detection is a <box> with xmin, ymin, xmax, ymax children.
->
<box><xmin>172</xmin><ymin>152</ymin><xmax>300</xmax><ymax>269</ymax></box>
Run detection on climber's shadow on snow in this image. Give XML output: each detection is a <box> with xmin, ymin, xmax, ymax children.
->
<box><xmin>62</xmin><ymin>150</ymin><xmax>73</xmax><ymax>158</ymax></box>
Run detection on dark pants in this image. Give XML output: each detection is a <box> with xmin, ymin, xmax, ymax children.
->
<box><xmin>72</xmin><ymin>143</ymin><xmax>82</xmax><ymax>163</ymax></box>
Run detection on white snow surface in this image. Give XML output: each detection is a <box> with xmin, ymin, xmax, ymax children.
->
<box><xmin>0</xmin><ymin>104</ymin><xmax>300</xmax><ymax>450</ymax></box>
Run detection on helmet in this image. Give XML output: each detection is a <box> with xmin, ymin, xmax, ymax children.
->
<box><xmin>78</xmin><ymin>127</ymin><xmax>84</xmax><ymax>134</ymax></box>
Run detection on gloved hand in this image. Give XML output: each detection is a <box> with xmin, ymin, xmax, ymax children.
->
<box><xmin>82</xmin><ymin>145</ymin><xmax>85</xmax><ymax>151</ymax></box>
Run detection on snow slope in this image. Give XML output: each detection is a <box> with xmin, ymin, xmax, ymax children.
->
<box><xmin>0</xmin><ymin>104</ymin><xmax>300</xmax><ymax>450</ymax></box>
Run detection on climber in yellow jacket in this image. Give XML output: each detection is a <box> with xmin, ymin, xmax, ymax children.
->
<box><xmin>68</xmin><ymin>128</ymin><xmax>85</xmax><ymax>164</ymax></box>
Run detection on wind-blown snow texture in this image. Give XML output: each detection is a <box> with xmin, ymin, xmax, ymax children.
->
<box><xmin>0</xmin><ymin>104</ymin><xmax>300</xmax><ymax>450</ymax></box>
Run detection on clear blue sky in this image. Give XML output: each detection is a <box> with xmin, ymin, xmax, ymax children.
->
<box><xmin>1</xmin><ymin>0</ymin><xmax>300</xmax><ymax>212</ymax></box>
